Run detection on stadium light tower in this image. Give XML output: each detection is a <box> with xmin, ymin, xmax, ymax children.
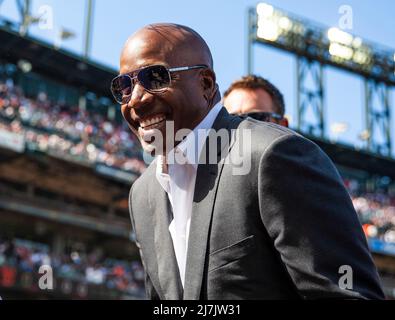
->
<box><xmin>14</xmin><ymin>0</ymin><xmax>40</xmax><ymax>36</ymax></box>
<box><xmin>83</xmin><ymin>0</ymin><xmax>95</xmax><ymax>60</ymax></box>
<box><xmin>247</xmin><ymin>2</ymin><xmax>395</xmax><ymax>156</ymax></box>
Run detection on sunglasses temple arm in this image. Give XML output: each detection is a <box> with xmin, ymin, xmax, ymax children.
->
<box><xmin>168</xmin><ymin>66</ymin><xmax>193</xmax><ymax>72</ymax></box>
<box><xmin>168</xmin><ymin>65</ymin><xmax>207</xmax><ymax>72</ymax></box>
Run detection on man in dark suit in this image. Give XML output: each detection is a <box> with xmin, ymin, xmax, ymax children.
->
<box><xmin>111</xmin><ymin>23</ymin><xmax>384</xmax><ymax>299</ymax></box>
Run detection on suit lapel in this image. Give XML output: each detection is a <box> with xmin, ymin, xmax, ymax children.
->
<box><xmin>183</xmin><ymin>108</ymin><xmax>240</xmax><ymax>299</ymax></box>
<box><xmin>150</xmin><ymin>177</ymin><xmax>183</xmax><ymax>300</ymax></box>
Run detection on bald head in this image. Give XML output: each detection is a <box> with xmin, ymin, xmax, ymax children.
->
<box><xmin>120</xmin><ymin>23</ymin><xmax>213</xmax><ymax>72</ymax></box>
<box><xmin>118</xmin><ymin>23</ymin><xmax>221</xmax><ymax>155</ymax></box>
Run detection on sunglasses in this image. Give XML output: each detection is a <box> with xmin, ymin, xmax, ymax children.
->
<box><xmin>110</xmin><ymin>64</ymin><xmax>207</xmax><ymax>104</ymax></box>
<box><xmin>236</xmin><ymin>112</ymin><xmax>283</xmax><ymax>122</ymax></box>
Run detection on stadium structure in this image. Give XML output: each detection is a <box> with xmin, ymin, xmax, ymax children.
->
<box><xmin>247</xmin><ymin>3</ymin><xmax>395</xmax><ymax>298</ymax></box>
<box><xmin>0</xmin><ymin>11</ymin><xmax>145</xmax><ymax>299</ymax></box>
<box><xmin>0</xmin><ymin>1</ymin><xmax>395</xmax><ymax>299</ymax></box>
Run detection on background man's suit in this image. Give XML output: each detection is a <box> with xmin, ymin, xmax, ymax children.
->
<box><xmin>129</xmin><ymin>107</ymin><xmax>384</xmax><ymax>299</ymax></box>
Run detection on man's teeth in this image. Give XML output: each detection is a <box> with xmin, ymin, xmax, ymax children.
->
<box><xmin>140</xmin><ymin>115</ymin><xmax>166</xmax><ymax>128</ymax></box>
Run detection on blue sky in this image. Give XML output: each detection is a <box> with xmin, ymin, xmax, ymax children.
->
<box><xmin>2</xmin><ymin>0</ymin><xmax>395</xmax><ymax>156</ymax></box>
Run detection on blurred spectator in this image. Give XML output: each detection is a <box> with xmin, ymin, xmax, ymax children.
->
<box><xmin>0</xmin><ymin>238</ymin><xmax>145</xmax><ymax>298</ymax></box>
<box><xmin>344</xmin><ymin>178</ymin><xmax>395</xmax><ymax>245</ymax></box>
<box><xmin>223</xmin><ymin>74</ymin><xmax>289</xmax><ymax>127</ymax></box>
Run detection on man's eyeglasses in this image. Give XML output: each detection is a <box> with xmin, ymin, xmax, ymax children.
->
<box><xmin>110</xmin><ymin>64</ymin><xmax>207</xmax><ymax>104</ymax></box>
<box><xmin>236</xmin><ymin>112</ymin><xmax>284</xmax><ymax>123</ymax></box>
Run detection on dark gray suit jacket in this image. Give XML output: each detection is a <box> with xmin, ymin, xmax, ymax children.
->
<box><xmin>129</xmin><ymin>107</ymin><xmax>384</xmax><ymax>300</ymax></box>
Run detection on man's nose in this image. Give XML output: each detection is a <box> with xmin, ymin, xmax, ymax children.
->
<box><xmin>127</xmin><ymin>82</ymin><xmax>154</xmax><ymax>110</ymax></box>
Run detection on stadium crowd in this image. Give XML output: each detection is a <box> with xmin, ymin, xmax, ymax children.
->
<box><xmin>344</xmin><ymin>178</ymin><xmax>395</xmax><ymax>245</ymax></box>
<box><xmin>0</xmin><ymin>237</ymin><xmax>145</xmax><ymax>298</ymax></box>
<box><xmin>0</xmin><ymin>78</ymin><xmax>146</xmax><ymax>174</ymax></box>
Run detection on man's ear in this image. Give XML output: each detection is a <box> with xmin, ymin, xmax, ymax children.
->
<box><xmin>200</xmin><ymin>68</ymin><xmax>219</xmax><ymax>108</ymax></box>
<box><xmin>200</xmin><ymin>68</ymin><xmax>216</xmax><ymax>95</ymax></box>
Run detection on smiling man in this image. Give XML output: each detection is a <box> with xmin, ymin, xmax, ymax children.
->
<box><xmin>116</xmin><ymin>23</ymin><xmax>219</xmax><ymax>155</ymax></box>
<box><xmin>112</xmin><ymin>23</ymin><xmax>384</xmax><ymax>300</ymax></box>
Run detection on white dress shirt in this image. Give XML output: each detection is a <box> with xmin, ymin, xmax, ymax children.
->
<box><xmin>155</xmin><ymin>102</ymin><xmax>222</xmax><ymax>287</ymax></box>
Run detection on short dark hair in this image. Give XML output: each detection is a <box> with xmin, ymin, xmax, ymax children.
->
<box><xmin>223</xmin><ymin>75</ymin><xmax>285</xmax><ymax>116</ymax></box>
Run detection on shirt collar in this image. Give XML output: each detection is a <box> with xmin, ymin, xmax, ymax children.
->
<box><xmin>156</xmin><ymin>101</ymin><xmax>223</xmax><ymax>177</ymax></box>
<box><xmin>171</xmin><ymin>101</ymin><xmax>223</xmax><ymax>168</ymax></box>
<box><xmin>156</xmin><ymin>154</ymin><xmax>170</xmax><ymax>192</ymax></box>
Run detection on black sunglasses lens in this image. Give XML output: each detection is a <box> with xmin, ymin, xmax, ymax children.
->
<box><xmin>138</xmin><ymin>65</ymin><xmax>170</xmax><ymax>91</ymax></box>
<box><xmin>248</xmin><ymin>112</ymin><xmax>283</xmax><ymax>122</ymax></box>
<box><xmin>111</xmin><ymin>75</ymin><xmax>132</xmax><ymax>104</ymax></box>
<box><xmin>247</xmin><ymin>113</ymin><xmax>270</xmax><ymax>121</ymax></box>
